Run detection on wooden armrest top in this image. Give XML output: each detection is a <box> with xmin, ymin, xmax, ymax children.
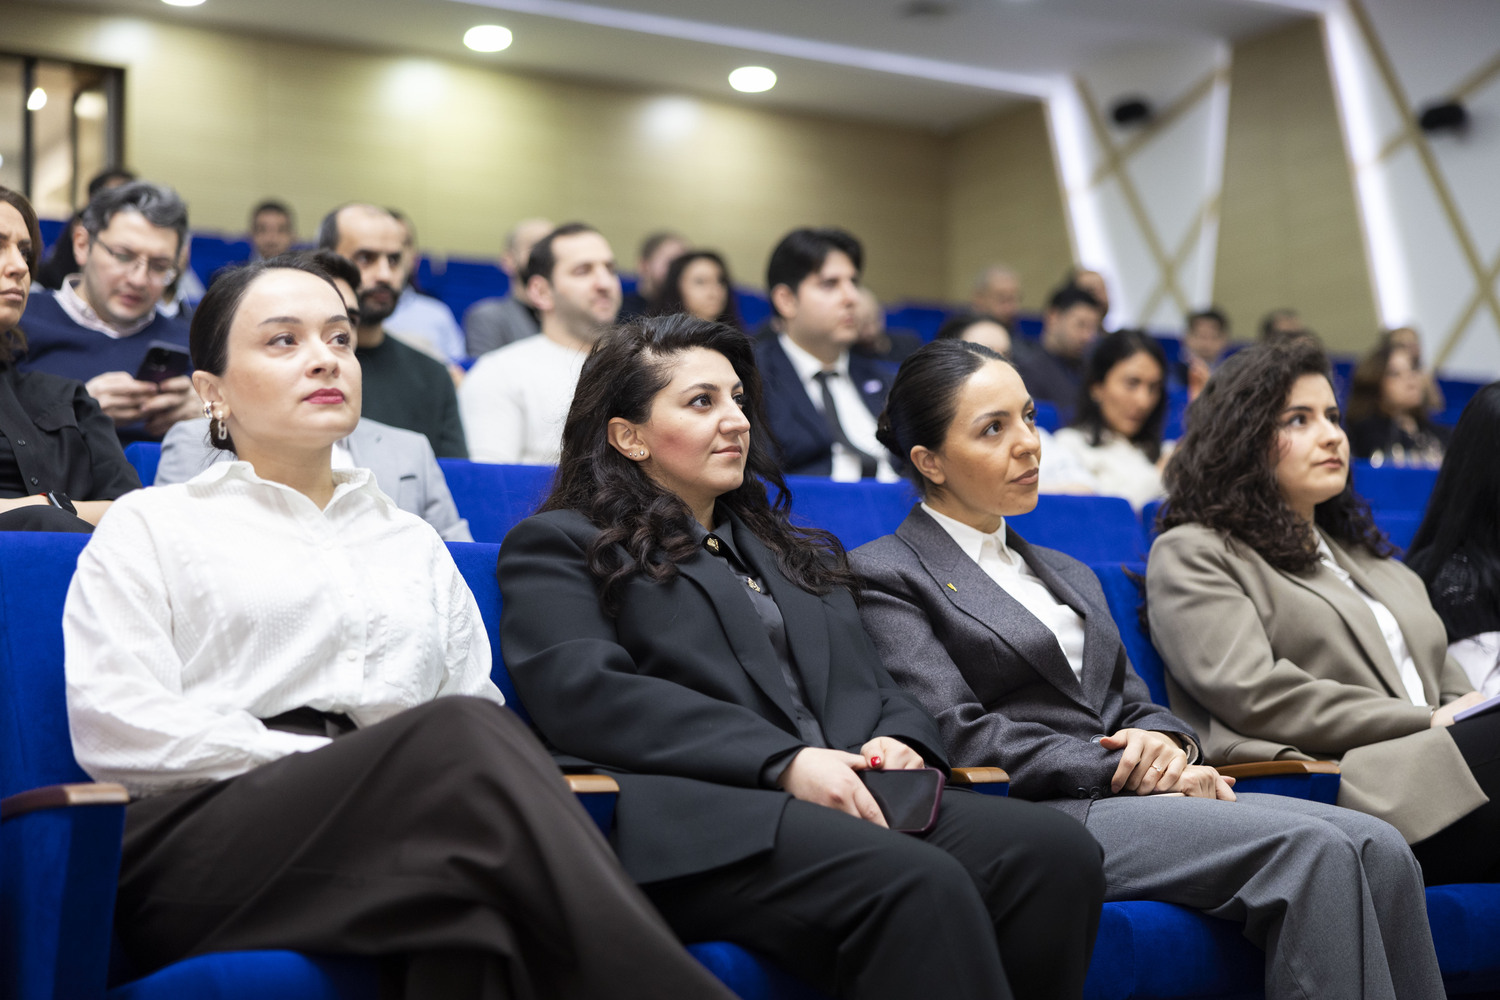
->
<box><xmin>564</xmin><ymin>774</ymin><xmax>620</xmax><ymax>795</ymax></box>
<box><xmin>1</xmin><ymin>782</ymin><xmax>131</xmax><ymax>820</ymax></box>
<box><xmin>1217</xmin><ymin>760</ymin><xmax>1339</xmax><ymax>779</ymax></box>
<box><xmin>950</xmin><ymin>766</ymin><xmax>1010</xmax><ymax>785</ymax></box>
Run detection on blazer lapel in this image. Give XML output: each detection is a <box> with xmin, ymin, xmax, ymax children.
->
<box><xmin>1009</xmin><ymin>530</ymin><xmax>1115</xmax><ymax>709</ymax></box>
<box><xmin>765</xmin><ymin>338</ymin><xmax>832</xmax><ymax>445</ymax></box>
<box><xmin>896</xmin><ymin>509</ymin><xmax>1089</xmax><ymax>707</ymax></box>
<box><xmin>1284</xmin><ymin>534</ymin><xmax>1410</xmax><ymax>701</ymax></box>
<box><xmin>1322</xmin><ymin>534</ymin><xmax>1430</xmax><ymax>702</ymax></box>
<box><xmin>733</xmin><ymin>518</ymin><xmax>833</xmax><ymax>720</ymax></box>
<box><xmin>676</xmin><ymin>540</ymin><xmax>804</xmax><ymax>730</ymax></box>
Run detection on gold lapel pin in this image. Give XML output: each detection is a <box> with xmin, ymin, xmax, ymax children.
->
<box><xmin>747</xmin><ymin>578</ymin><xmax>762</xmax><ymax>592</ymax></box>
<box><xmin>705</xmin><ymin>537</ymin><xmax>720</xmax><ymax>553</ymax></box>
<box><xmin>946</xmin><ymin>582</ymin><xmax>957</xmax><ymax>592</ymax></box>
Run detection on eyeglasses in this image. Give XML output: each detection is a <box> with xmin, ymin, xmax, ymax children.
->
<box><xmin>91</xmin><ymin>238</ymin><xmax>179</xmax><ymax>283</ymax></box>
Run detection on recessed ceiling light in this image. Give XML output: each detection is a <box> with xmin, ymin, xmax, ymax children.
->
<box><xmin>464</xmin><ymin>25</ymin><xmax>513</xmax><ymax>53</ymax></box>
<box><xmin>26</xmin><ymin>88</ymin><xmax>46</xmax><ymax>112</ymax></box>
<box><xmin>161</xmin><ymin>0</ymin><xmax>207</xmax><ymax>7</ymax></box>
<box><xmin>728</xmin><ymin>66</ymin><xmax>776</xmax><ymax>94</ymax></box>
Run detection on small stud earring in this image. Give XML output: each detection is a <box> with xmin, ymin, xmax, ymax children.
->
<box><xmin>638</xmin><ymin>450</ymin><xmax>646</xmax><ymax>458</ymax></box>
<box><xmin>202</xmin><ymin>401</ymin><xmax>213</xmax><ymax>420</ymax></box>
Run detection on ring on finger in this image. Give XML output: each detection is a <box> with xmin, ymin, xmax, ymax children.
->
<box><xmin>1148</xmin><ymin>764</ymin><xmax>1164</xmax><ymax>773</ymax></box>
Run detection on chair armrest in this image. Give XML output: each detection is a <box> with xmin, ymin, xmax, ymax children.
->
<box><xmin>1</xmin><ymin>783</ymin><xmax>130</xmax><ymax>1000</ymax></box>
<box><xmin>1215</xmin><ymin>760</ymin><xmax>1339</xmax><ymax>779</ymax></box>
<box><xmin>562</xmin><ymin>773</ymin><xmax>618</xmax><ymax>835</ymax></box>
<box><xmin>949</xmin><ymin>767</ymin><xmax>1010</xmax><ymax>797</ymax></box>
<box><xmin>563</xmin><ymin>774</ymin><xmax>620</xmax><ymax>795</ymax></box>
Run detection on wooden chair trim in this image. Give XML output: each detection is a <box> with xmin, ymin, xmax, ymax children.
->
<box><xmin>949</xmin><ymin>766</ymin><xmax>1011</xmax><ymax>786</ymax></box>
<box><xmin>564</xmin><ymin>773</ymin><xmax>621</xmax><ymax>795</ymax></box>
<box><xmin>1</xmin><ymin>782</ymin><xmax>131</xmax><ymax>820</ymax></box>
<box><xmin>1216</xmin><ymin>760</ymin><xmax>1340</xmax><ymax>779</ymax></box>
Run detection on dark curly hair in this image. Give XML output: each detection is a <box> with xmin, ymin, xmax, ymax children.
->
<box><xmin>1159</xmin><ymin>338</ymin><xmax>1391</xmax><ymax>573</ymax></box>
<box><xmin>539</xmin><ymin>313</ymin><xmax>855</xmax><ymax>612</ymax></box>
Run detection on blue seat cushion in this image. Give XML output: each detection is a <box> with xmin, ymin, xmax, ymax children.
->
<box><xmin>1084</xmin><ymin>901</ymin><xmax>1262</xmax><ymax>1000</ymax></box>
<box><xmin>1428</xmin><ymin>883</ymin><xmax>1500</xmax><ymax>994</ymax></box>
<box><xmin>108</xmin><ymin>951</ymin><xmax>377</xmax><ymax>1000</ymax></box>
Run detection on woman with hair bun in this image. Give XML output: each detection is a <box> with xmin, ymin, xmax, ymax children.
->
<box><xmin>1147</xmin><ymin>338</ymin><xmax>1499</xmax><ymax>886</ymax></box>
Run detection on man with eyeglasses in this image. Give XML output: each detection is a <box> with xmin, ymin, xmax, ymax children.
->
<box><xmin>18</xmin><ymin>181</ymin><xmax>198</xmax><ymax>442</ymax></box>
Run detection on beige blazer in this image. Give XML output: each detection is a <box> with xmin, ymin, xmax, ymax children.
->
<box><xmin>1146</xmin><ymin>522</ymin><xmax>1484</xmax><ymax>843</ymax></box>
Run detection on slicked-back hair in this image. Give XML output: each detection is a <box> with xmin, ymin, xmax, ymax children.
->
<box><xmin>540</xmin><ymin>313</ymin><xmax>856</xmax><ymax>613</ymax></box>
<box><xmin>251</xmin><ymin>199</ymin><xmax>294</xmax><ymax>225</ymax></box>
<box><xmin>765</xmin><ymin>228</ymin><xmax>862</xmax><ymax>318</ymax></box>
<box><xmin>521</xmin><ymin>222</ymin><xmax>597</xmax><ymax>286</ymax></box>
<box><xmin>935</xmin><ymin>312</ymin><xmax>1010</xmax><ymax>341</ymax></box>
<box><xmin>877</xmin><ymin>339</ymin><xmax>1013</xmax><ymax>496</ymax></box>
<box><xmin>1072</xmin><ymin>329</ymin><xmax>1169</xmax><ymax>462</ymax></box>
<box><xmin>79</xmin><ymin>181</ymin><xmax>189</xmax><ymax>252</ymax></box>
<box><xmin>189</xmin><ymin>254</ymin><xmax>344</xmax><ymax>453</ymax></box>
<box><xmin>0</xmin><ymin>185</ymin><xmax>43</xmax><ymax>362</ymax></box>
<box><xmin>316</xmin><ymin>202</ymin><xmax>398</xmax><ymax>253</ymax></box>
<box><xmin>1159</xmin><ymin>338</ymin><xmax>1391</xmax><ymax>573</ymax></box>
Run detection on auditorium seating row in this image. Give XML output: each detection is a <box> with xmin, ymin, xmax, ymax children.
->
<box><xmin>5</xmin><ymin>530</ymin><xmax>1498</xmax><ymax>999</ymax></box>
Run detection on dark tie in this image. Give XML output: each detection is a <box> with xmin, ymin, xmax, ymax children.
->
<box><xmin>812</xmin><ymin>370</ymin><xmax>878</xmax><ymax>478</ymax></box>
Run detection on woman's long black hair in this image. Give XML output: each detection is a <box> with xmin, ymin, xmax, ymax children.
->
<box><xmin>1071</xmin><ymin>329</ymin><xmax>1168</xmax><ymax>462</ymax></box>
<box><xmin>540</xmin><ymin>313</ymin><xmax>855</xmax><ymax>612</ymax></box>
<box><xmin>1159</xmin><ymin>338</ymin><xmax>1391</xmax><ymax>573</ymax></box>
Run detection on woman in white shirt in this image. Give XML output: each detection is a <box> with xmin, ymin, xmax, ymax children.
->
<box><xmin>1050</xmin><ymin>329</ymin><xmax>1171</xmax><ymax>510</ymax></box>
<box><xmin>63</xmin><ymin>257</ymin><xmax>733</xmax><ymax>999</ymax></box>
<box><xmin>851</xmin><ymin>339</ymin><xmax>1445</xmax><ymax>1000</ymax></box>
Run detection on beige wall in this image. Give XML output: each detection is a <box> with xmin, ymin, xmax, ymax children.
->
<box><xmin>944</xmin><ymin>101</ymin><xmax>1074</xmax><ymax>312</ymax></box>
<box><xmin>7</xmin><ymin>3</ymin><xmax>952</xmax><ymax>301</ymax></box>
<box><xmin>1215</xmin><ymin>19</ymin><xmax>1377</xmax><ymax>351</ymax></box>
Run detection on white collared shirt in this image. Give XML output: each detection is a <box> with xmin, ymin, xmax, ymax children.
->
<box><xmin>64</xmin><ymin>462</ymin><xmax>502</xmax><ymax>798</ymax></box>
<box><xmin>57</xmin><ymin>274</ymin><xmax>157</xmax><ymax>339</ymax></box>
<box><xmin>1048</xmin><ymin>427</ymin><xmax>1170</xmax><ymax>512</ymax></box>
<box><xmin>1451</xmin><ymin>633</ymin><xmax>1500</xmax><ymax>699</ymax></box>
<box><xmin>1315</xmin><ymin>535</ymin><xmax>1427</xmax><ymax>706</ymax></box>
<box><xmin>777</xmin><ymin>333</ymin><xmax>898</xmax><ymax>483</ymax></box>
<box><xmin>923</xmin><ymin>503</ymin><xmax>1087</xmax><ymax>681</ymax></box>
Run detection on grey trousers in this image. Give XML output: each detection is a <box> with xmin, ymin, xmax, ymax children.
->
<box><xmin>1084</xmin><ymin>791</ymin><xmax>1444</xmax><ymax>1000</ymax></box>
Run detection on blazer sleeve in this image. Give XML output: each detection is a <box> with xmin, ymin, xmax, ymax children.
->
<box><xmin>855</xmin><ymin>550</ymin><xmax>1131</xmax><ymax>800</ymax></box>
<box><xmin>1146</xmin><ymin>527</ymin><xmax>1433</xmax><ymax>754</ymax></box>
<box><xmin>498</xmin><ymin>514</ymin><xmax>808</xmax><ymax>788</ymax></box>
<box><xmin>71</xmin><ymin>381</ymin><xmax>142</xmax><ymax>499</ymax></box>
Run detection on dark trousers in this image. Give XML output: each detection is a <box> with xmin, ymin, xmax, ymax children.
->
<box><xmin>644</xmin><ymin>789</ymin><xmax>1105</xmax><ymax>1000</ymax></box>
<box><xmin>1412</xmin><ymin>710</ymin><xmax>1500</xmax><ymax>885</ymax></box>
<box><xmin>117</xmin><ymin>697</ymin><xmax>735</xmax><ymax>1000</ymax></box>
<box><xmin>0</xmin><ymin>504</ymin><xmax>91</xmax><ymax>532</ymax></box>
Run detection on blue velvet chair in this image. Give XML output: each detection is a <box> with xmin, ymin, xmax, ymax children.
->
<box><xmin>122</xmin><ymin>442</ymin><xmax>161</xmax><ymax>489</ymax></box>
<box><xmin>1351</xmin><ymin>460</ymin><xmax>1439</xmax><ymax>514</ymax></box>
<box><xmin>1012</xmin><ymin>495</ymin><xmax>1146</xmax><ymax>564</ymax></box>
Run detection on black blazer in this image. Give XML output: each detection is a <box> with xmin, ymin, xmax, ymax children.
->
<box><xmin>752</xmin><ymin>335</ymin><xmax>893</xmax><ymax>477</ymax></box>
<box><xmin>497</xmin><ymin>508</ymin><xmax>947</xmax><ymax>884</ymax></box>
<box><xmin>853</xmin><ymin>507</ymin><xmax>1193</xmax><ymax>822</ymax></box>
<box><xmin>0</xmin><ymin>364</ymin><xmax>140</xmax><ymax>500</ymax></box>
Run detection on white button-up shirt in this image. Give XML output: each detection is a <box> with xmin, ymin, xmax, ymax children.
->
<box><xmin>64</xmin><ymin>462</ymin><xmax>502</xmax><ymax>797</ymax></box>
<box><xmin>1315</xmin><ymin>536</ymin><xmax>1427</xmax><ymax>706</ymax></box>
<box><xmin>777</xmin><ymin>334</ymin><xmax>899</xmax><ymax>483</ymax></box>
<box><xmin>923</xmin><ymin>503</ymin><xmax>1088</xmax><ymax>682</ymax></box>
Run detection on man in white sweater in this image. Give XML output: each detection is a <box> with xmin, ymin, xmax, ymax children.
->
<box><xmin>459</xmin><ymin>223</ymin><xmax>621</xmax><ymax>464</ymax></box>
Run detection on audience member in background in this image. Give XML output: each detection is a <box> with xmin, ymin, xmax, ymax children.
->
<box><xmin>1009</xmin><ymin>284</ymin><xmax>1102</xmax><ymax>426</ymax></box>
<box><xmin>1258</xmin><ymin>308</ymin><xmax>1311</xmax><ymax>345</ymax></box>
<box><xmin>850</xmin><ymin>287</ymin><xmax>921</xmax><ymax>366</ymax></box>
<box><xmin>1065</xmin><ymin>266</ymin><xmax>1111</xmax><ymax>330</ymax></box>
<box><xmin>0</xmin><ymin>186</ymin><xmax>138</xmax><ymax>532</ymax></box>
<box><xmin>618</xmin><ymin>230</ymin><xmax>688</xmax><ymax>321</ymax></box>
<box><xmin>1346</xmin><ymin>338</ymin><xmax>1449</xmax><ymax>468</ymax></box>
<box><xmin>1407</xmin><ymin>383</ymin><xmax>1500</xmax><ymax>699</ymax></box>
<box><xmin>381</xmin><ymin>209</ymin><xmax>466</xmax><ymax>363</ymax></box>
<box><xmin>157</xmin><ymin>250</ymin><xmax>471</xmax><ymax>542</ymax></box>
<box><xmin>499</xmin><ymin>315</ymin><xmax>1106</xmax><ymax>1000</ymax></box>
<box><xmin>320</xmin><ymin>203</ymin><xmax>467</xmax><ymax>458</ymax></box>
<box><xmin>1384</xmin><ymin>325</ymin><xmax>1446</xmax><ymax>413</ymax></box>
<box><xmin>157</xmin><ymin>240</ymin><xmax>206</xmax><ymax>322</ymax></box>
<box><xmin>753</xmin><ymin>227</ymin><xmax>898</xmax><ymax>481</ymax></box>
<box><xmin>936</xmin><ymin>311</ymin><xmax>1011</xmax><ymax>358</ymax></box>
<box><xmin>17</xmin><ymin>181</ymin><xmax>199</xmax><ymax>443</ymax></box>
<box><xmin>1147</xmin><ymin>339</ymin><xmax>1500</xmax><ymax>886</ymax></box>
<box><xmin>463</xmin><ymin>216</ymin><xmax>553</xmax><ymax>358</ymax></box>
<box><xmin>460</xmin><ymin>223</ymin><xmax>620</xmax><ymax>464</ymax></box>
<box><xmin>655</xmin><ymin>249</ymin><xmax>742</xmax><ymax>330</ymax></box>
<box><xmin>1173</xmin><ymin>307</ymin><xmax>1230</xmax><ymax>400</ymax></box>
<box><xmin>64</xmin><ymin>256</ymin><xmax>736</xmax><ymax>1000</ymax></box>
<box><xmin>969</xmin><ymin>264</ymin><xmax>1021</xmax><ymax>332</ymax></box>
<box><xmin>1050</xmin><ymin>329</ymin><xmax>1171</xmax><ymax>511</ymax></box>
<box><xmin>248</xmin><ymin>199</ymin><xmax>296</xmax><ymax>261</ymax></box>
<box><xmin>854</xmin><ymin>339</ymin><xmax>1445</xmax><ymax>1000</ymax></box>
<box><xmin>36</xmin><ymin>167</ymin><xmax>137</xmax><ymax>291</ymax></box>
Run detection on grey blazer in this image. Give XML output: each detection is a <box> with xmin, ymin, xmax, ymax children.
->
<box><xmin>1147</xmin><ymin>522</ymin><xmax>1483</xmax><ymax>843</ymax></box>
<box><xmin>852</xmin><ymin>506</ymin><xmax>1194</xmax><ymax>822</ymax></box>
<box><xmin>156</xmin><ymin>417</ymin><xmax>472</xmax><ymax>542</ymax></box>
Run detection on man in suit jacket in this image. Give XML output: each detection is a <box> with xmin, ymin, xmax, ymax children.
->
<box><xmin>499</xmin><ymin>506</ymin><xmax>1106</xmax><ymax>1000</ymax></box>
<box><xmin>156</xmin><ymin>416</ymin><xmax>471</xmax><ymax>541</ymax></box>
<box><xmin>854</xmin><ymin>505</ymin><xmax>1445</xmax><ymax>1000</ymax></box>
<box><xmin>753</xmin><ymin>228</ymin><xmax>897</xmax><ymax>480</ymax></box>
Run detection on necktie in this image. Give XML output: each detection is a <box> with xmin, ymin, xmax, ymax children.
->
<box><xmin>812</xmin><ymin>370</ymin><xmax>878</xmax><ymax>478</ymax></box>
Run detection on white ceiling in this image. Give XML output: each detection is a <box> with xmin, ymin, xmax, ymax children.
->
<box><xmin>43</xmin><ymin>0</ymin><xmax>1322</xmax><ymax>130</ymax></box>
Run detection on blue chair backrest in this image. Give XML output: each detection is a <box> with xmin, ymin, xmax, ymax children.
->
<box><xmin>123</xmin><ymin>442</ymin><xmax>162</xmax><ymax>487</ymax></box>
<box><xmin>444</xmin><ymin>541</ymin><xmax>526</xmax><ymax>724</ymax></box>
<box><xmin>1434</xmin><ymin>377</ymin><xmax>1486</xmax><ymax>428</ymax></box>
<box><xmin>1377</xmin><ymin>510</ymin><xmax>1424</xmax><ymax>554</ymax></box>
<box><xmin>438</xmin><ymin>461</ymin><xmax>555</xmax><ymax>544</ymax></box>
<box><xmin>1351</xmin><ymin>461</ymin><xmax>1438</xmax><ymax>513</ymax></box>
<box><xmin>1011</xmin><ymin>495</ymin><xmax>1145</xmax><ymax>564</ymax></box>
<box><xmin>782</xmin><ymin>476</ymin><xmax>918</xmax><ymax>551</ymax></box>
<box><xmin>1033</xmin><ymin>401</ymin><xmax>1060</xmax><ymax>433</ymax></box>
<box><xmin>1091</xmin><ymin>561</ymin><xmax>1171</xmax><ymax>707</ymax></box>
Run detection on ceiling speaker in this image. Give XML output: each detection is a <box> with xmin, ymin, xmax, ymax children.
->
<box><xmin>1110</xmin><ymin>97</ymin><xmax>1153</xmax><ymax>127</ymax></box>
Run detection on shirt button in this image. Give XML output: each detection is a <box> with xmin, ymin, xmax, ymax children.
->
<box><xmin>14</xmin><ymin>439</ymin><xmax>24</xmax><ymax>446</ymax></box>
<box><xmin>29</xmin><ymin>476</ymin><xmax>38</xmax><ymax>485</ymax></box>
<box><xmin>344</xmin><ymin>650</ymin><xmax>358</xmax><ymax>662</ymax></box>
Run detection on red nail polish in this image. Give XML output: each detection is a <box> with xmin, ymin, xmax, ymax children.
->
<box><xmin>870</xmin><ymin>756</ymin><xmax>882</xmax><ymax>768</ymax></box>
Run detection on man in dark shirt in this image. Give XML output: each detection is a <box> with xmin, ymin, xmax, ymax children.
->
<box><xmin>17</xmin><ymin>181</ymin><xmax>198</xmax><ymax>443</ymax></box>
<box><xmin>1009</xmin><ymin>284</ymin><xmax>1102</xmax><ymax>426</ymax></box>
<box><xmin>319</xmin><ymin>204</ymin><xmax>467</xmax><ymax>459</ymax></box>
